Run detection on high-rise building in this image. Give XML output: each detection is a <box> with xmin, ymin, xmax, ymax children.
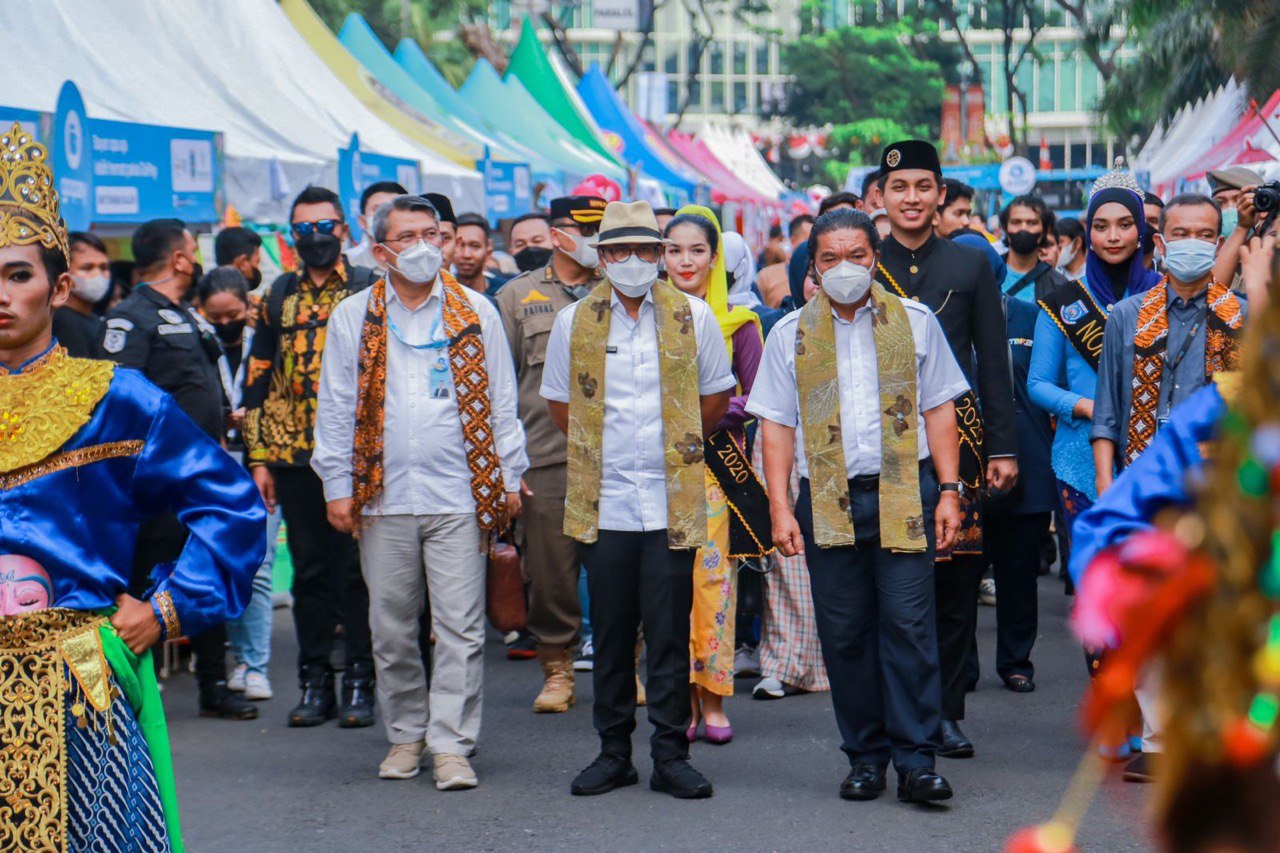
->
<box><xmin>488</xmin><ymin>1</ymin><xmax>1131</xmax><ymax>167</ymax></box>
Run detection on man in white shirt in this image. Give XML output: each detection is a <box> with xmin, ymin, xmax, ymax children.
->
<box><xmin>541</xmin><ymin>201</ymin><xmax>735</xmax><ymax>800</ymax></box>
<box><xmin>748</xmin><ymin>208</ymin><xmax>967</xmax><ymax>805</ymax></box>
<box><xmin>313</xmin><ymin>194</ymin><xmax>528</xmax><ymax>790</ymax></box>
<box><xmin>344</xmin><ymin>180</ymin><xmax>408</xmax><ymax>272</ymax></box>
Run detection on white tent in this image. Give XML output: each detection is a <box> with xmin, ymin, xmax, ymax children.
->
<box><xmin>697</xmin><ymin>125</ymin><xmax>785</xmax><ymax>199</ymax></box>
<box><xmin>1135</xmin><ymin>79</ymin><xmax>1248</xmax><ymax>190</ymax></box>
<box><xmin>0</xmin><ymin>0</ymin><xmax>483</xmax><ymax>221</ymax></box>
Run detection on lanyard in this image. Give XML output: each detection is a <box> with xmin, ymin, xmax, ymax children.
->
<box><xmin>386</xmin><ymin>297</ymin><xmax>448</xmax><ymax>351</ymax></box>
<box><xmin>1164</xmin><ymin>315</ymin><xmax>1204</xmax><ymax>375</ymax></box>
<box><xmin>216</xmin><ymin>335</ymin><xmax>252</xmax><ymax>410</ymax></box>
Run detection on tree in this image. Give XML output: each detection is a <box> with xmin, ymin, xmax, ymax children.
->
<box><xmin>1050</xmin><ymin>0</ymin><xmax>1126</xmax><ymax>82</ymax></box>
<box><xmin>1098</xmin><ymin>0</ymin><xmax>1280</xmax><ymax>144</ymax></box>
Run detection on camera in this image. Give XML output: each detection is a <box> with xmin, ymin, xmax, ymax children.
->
<box><xmin>1253</xmin><ymin>181</ymin><xmax>1280</xmax><ymax>213</ymax></box>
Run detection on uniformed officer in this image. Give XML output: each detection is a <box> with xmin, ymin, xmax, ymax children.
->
<box><xmin>874</xmin><ymin>140</ymin><xmax>1018</xmax><ymax>758</ymax></box>
<box><xmin>103</xmin><ymin>217</ymin><xmax>257</xmax><ymax>721</ymax></box>
<box><xmin>494</xmin><ymin>194</ymin><xmax>607</xmax><ymax>713</ymax></box>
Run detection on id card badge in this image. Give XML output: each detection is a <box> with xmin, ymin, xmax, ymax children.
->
<box><xmin>430</xmin><ymin>354</ymin><xmax>452</xmax><ymax>399</ymax></box>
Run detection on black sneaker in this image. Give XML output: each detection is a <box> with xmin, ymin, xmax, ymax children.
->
<box><xmin>288</xmin><ymin>665</ymin><xmax>337</xmax><ymax>727</ymax></box>
<box><xmin>199</xmin><ymin>682</ymin><xmax>259</xmax><ymax>720</ymax></box>
<box><xmin>650</xmin><ymin>758</ymin><xmax>713</xmax><ymax>799</ymax></box>
<box><xmin>570</xmin><ymin>753</ymin><xmax>638</xmax><ymax>796</ymax></box>
<box><xmin>507</xmin><ymin>630</ymin><xmax>537</xmax><ymax>661</ymax></box>
<box><xmin>339</xmin><ymin>662</ymin><xmax>376</xmax><ymax>728</ymax></box>
<box><xmin>573</xmin><ymin>640</ymin><xmax>595</xmax><ymax>672</ymax></box>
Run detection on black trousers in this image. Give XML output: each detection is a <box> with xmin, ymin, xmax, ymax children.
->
<box><xmin>273</xmin><ymin>465</ymin><xmax>371</xmax><ymax>677</ymax></box>
<box><xmin>936</xmin><ymin>550</ymin><xmax>986</xmax><ymax>721</ymax></box>
<box><xmin>581</xmin><ymin>529</ymin><xmax>695</xmax><ymax>763</ymax></box>
<box><xmin>986</xmin><ymin>511</ymin><xmax>1051</xmax><ymax>682</ymax></box>
<box><xmin>798</xmin><ymin>472</ymin><xmax>941</xmax><ymax>774</ymax></box>
<box><xmin>131</xmin><ymin>513</ymin><xmax>227</xmax><ymax>690</ymax></box>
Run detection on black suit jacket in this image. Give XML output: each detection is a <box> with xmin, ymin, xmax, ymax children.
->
<box><xmin>877</xmin><ymin>234</ymin><xmax>1017</xmax><ymax>458</ymax></box>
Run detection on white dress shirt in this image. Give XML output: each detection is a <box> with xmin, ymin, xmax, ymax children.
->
<box><xmin>313</xmin><ymin>277</ymin><xmax>529</xmax><ymax>516</ymax></box>
<box><xmin>540</xmin><ymin>287</ymin><xmax>736</xmax><ymax>532</ymax></box>
<box><xmin>746</xmin><ymin>299</ymin><xmax>969</xmax><ymax>478</ymax></box>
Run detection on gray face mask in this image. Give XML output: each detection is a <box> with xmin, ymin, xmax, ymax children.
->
<box><xmin>555</xmin><ymin>228</ymin><xmax>599</xmax><ymax>269</ymax></box>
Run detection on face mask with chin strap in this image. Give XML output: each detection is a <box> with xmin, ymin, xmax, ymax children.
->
<box><xmin>606</xmin><ymin>255</ymin><xmax>659</xmax><ymax>298</ymax></box>
<box><xmin>385</xmin><ymin>240</ymin><xmax>444</xmax><ymax>284</ymax></box>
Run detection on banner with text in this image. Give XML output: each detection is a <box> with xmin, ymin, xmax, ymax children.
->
<box><xmin>338</xmin><ymin>132</ymin><xmax>422</xmax><ymax>243</ymax></box>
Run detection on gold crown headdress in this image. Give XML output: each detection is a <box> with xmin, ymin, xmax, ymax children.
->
<box><xmin>1089</xmin><ymin>156</ymin><xmax>1143</xmax><ymax>199</ymax></box>
<box><xmin>0</xmin><ymin>122</ymin><xmax>69</xmax><ymax>260</ymax></box>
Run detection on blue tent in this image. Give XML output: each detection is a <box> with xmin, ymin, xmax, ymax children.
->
<box><xmin>577</xmin><ymin>64</ymin><xmax>697</xmax><ymax>199</ymax></box>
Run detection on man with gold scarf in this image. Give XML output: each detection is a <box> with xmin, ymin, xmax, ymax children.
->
<box><xmin>541</xmin><ymin>200</ymin><xmax>735</xmax><ymax>800</ymax></box>
<box><xmin>0</xmin><ymin>123</ymin><xmax>265</xmax><ymax>851</ymax></box>
<box><xmin>312</xmin><ymin>194</ymin><xmax>528</xmax><ymax>790</ymax></box>
<box><xmin>749</xmin><ymin>208</ymin><xmax>968</xmax><ymax>805</ymax></box>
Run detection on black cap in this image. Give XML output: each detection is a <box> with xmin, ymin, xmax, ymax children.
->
<box><xmin>424</xmin><ymin>192</ymin><xmax>456</xmax><ymax>225</ymax></box>
<box><xmin>878</xmin><ymin>140</ymin><xmax>942</xmax><ymax>176</ymax></box>
<box><xmin>549</xmin><ymin>195</ymin><xmax>607</xmax><ymax>226</ymax></box>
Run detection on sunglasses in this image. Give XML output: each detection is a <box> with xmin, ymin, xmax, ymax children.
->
<box><xmin>292</xmin><ymin>219</ymin><xmax>342</xmax><ymax>237</ymax></box>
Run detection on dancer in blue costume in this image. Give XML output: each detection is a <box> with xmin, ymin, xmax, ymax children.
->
<box><xmin>0</xmin><ymin>122</ymin><xmax>265</xmax><ymax>852</ymax></box>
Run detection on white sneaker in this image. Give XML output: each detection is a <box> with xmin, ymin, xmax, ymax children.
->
<box><xmin>227</xmin><ymin>663</ymin><xmax>247</xmax><ymax>693</ymax></box>
<box><xmin>752</xmin><ymin>676</ymin><xmax>785</xmax><ymax>700</ymax></box>
<box><xmin>734</xmin><ymin>645</ymin><xmax>761</xmax><ymax>678</ymax></box>
<box><xmin>244</xmin><ymin>672</ymin><xmax>273</xmax><ymax>701</ymax></box>
<box><xmin>573</xmin><ymin>640</ymin><xmax>594</xmax><ymax>672</ymax></box>
<box><xmin>979</xmin><ymin>577</ymin><xmax>998</xmax><ymax>606</ymax></box>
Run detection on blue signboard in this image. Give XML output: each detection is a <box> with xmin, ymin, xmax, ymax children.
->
<box><xmin>478</xmin><ymin>149</ymin><xmax>532</xmax><ymax>225</ymax></box>
<box><xmin>52</xmin><ymin>81</ymin><xmax>93</xmax><ymax>232</ymax></box>
<box><xmin>0</xmin><ymin>106</ymin><xmax>42</xmax><ymax>141</ymax></box>
<box><xmin>338</xmin><ymin>133</ymin><xmax>422</xmax><ymax>242</ymax></box>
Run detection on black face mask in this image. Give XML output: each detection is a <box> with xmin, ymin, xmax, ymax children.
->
<box><xmin>296</xmin><ymin>232</ymin><xmax>343</xmax><ymax>269</ymax></box>
<box><xmin>246</xmin><ymin>266</ymin><xmax>263</xmax><ymax>289</ymax></box>
<box><xmin>514</xmin><ymin>246</ymin><xmax>554</xmax><ymax>272</ymax></box>
<box><xmin>214</xmin><ymin>318</ymin><xmax>247</xmax><ymax>344</ymax></box>
<box><xmin>1007</xmin><ymin>230</ymin><xmax>1041</xmax><ymax>256</ymax></box>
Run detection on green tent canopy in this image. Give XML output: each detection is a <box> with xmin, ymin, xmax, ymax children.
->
<box><xmin>505</xmin><ymin>18</ymin><xmax>624</xmax><ymax>167</ymax></box>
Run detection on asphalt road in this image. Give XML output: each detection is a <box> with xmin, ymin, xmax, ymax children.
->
<box><xmin>163</xmin><ymin>575</ymin><xmax>1152</xmax><ymax>852</ymax></box>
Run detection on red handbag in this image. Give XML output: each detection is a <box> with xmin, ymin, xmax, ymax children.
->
<box><xmin>486</xmin><ymin>530</ymin><xmax>526</xmax><ymax>634</ymax></box>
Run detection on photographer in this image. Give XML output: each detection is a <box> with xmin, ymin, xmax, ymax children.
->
<box><xmin>1208</xmin><ymin>167</ymin><xmax>1271</xmax><ymax>287</ymax></box>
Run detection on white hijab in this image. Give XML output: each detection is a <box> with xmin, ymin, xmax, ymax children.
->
<box><xmin>722</xmin><ymin>231</ymin><xmax>761</xmax><ymax>308</ymax></box>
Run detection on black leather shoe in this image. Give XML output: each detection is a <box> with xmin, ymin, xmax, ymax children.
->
<box><xmin>897</xmin><ymin>767</ymin><xmax>954</xmax><ymax>803</ymax></box>
<box><xmin>650</xmin><ymin>758</ymin><xmax>713</xmax><ymax>799</ymax></box>
<box><xmin>339</xmin><ymin>662</ymin><xmax>376</xmax><ymax>728</ymax></box>
<box><xmin>288</xmin><ymin>665</ymin><xmax>337</xmax><ymax>727</ymax></box>
<box><xmin>1005</xmin><ymin>674</ymin><xmax>1036</xmax><ymax>693</ymax></box>
<box><xmin>199</xmin><ymin>683</ymin><xmax>259</xmax><ymax>720</ymax></box>
<box><xmin>937</xmin><ymin>720</ymin><xmax>974</xmax><ymax>758</ymax></box>
<box><xmin>570</xmin><ymin>753</ymin><xmax>638</xmax><ymax>796</ymax></box>
<box><xmin>1122</xmin><ymin>752</ymin><xmax>1155</xmax><ymax>783</ymax></box>
<box><xmin>839</xmin><ymin>764</ymin><xmax>887</xmax><ymax>801</ymax></box>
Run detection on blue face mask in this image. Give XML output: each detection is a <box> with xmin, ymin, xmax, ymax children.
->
<box><xmin>1221</xmin><ymin>206</ymin><xmax>1239</xmax><ymax>237</ymax></box>
<box><xmin>1161</xmin><ymin>238</ymin><xmax>1218</xmax><ymax>283</ymax></box>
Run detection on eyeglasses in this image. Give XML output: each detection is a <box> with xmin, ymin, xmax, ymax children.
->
<box><xmin>292</xmin><ymin>219</ymin><xmax>342</xmax><ymax>237</ymax></box>
<box><xmin>600</xmin><ymin>244</ymin><xmax>661</xmax><ymax>264</ymax></box>
<box><xmin>382</xmin><ymin>229</ymin><xmax>440</xmax><ymax>247</ymax></box>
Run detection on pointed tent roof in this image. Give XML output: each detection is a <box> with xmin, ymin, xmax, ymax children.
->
<box><xmin>392</xmin><ymin>39</ymin><xmax>563</xmax><ymax>180</ymax></box>
<box><xmin>505</xmin><ymin>18</ymin><xmax>622</xmax><ymax>166</ymax></box>
<box><xmin>460</xmin><ymin>59</ymin><xmax>625</xmax><ymax>182</ymax></box>
<box><xmin>576</xmin><ymin>64</ymin><xmax>696</xmax><ymax>197</ymax></box>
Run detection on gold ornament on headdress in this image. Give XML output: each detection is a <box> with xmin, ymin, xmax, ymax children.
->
<box><xmin>1088</xmin><ymin>155</ymin><xmax>1143</xmax><ymax>199</ymax></box>
<box><xmin>0</xmin><ymin>121</ymin><xmax>69</xmax><ymax>260</ymax></box>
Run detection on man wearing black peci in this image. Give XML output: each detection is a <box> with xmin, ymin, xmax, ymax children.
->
<box><xmin>873</xmin><ymin>140</ymin><xmax>1018</xmax><ymax>758</ymax></box>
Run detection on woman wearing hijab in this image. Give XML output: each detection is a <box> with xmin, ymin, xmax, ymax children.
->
<box><xmin>664</xmin><ymin>205</ymin><xmax>768</xmax><ymax>744</ymax></box>
<box><xmin>1027</xmin><ymin>181</ymin><xmax>1160</xmax><ymax>755</ymax></box>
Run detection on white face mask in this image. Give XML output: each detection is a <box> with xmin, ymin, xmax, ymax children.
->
<box><xmin>71</xmin><ymin>273</ymin><xmax>111</xmax><ymax>303</ymax></box>
<box><xmin>556</xmin><ymin>228</ymin><xmax>599</xmax><ymax>269</ymax></box>
<box><xmin>1056</xmin><ymin>242</ymin><xmax>1078</xmax><ymax>271</ymax></box>
<box><xmin>606</xmin><ymin>255</ymin><xmax>660</xmax><ymax>298</ymax></box>
<box><xmin>818</xmin><ymin>260</ymin><xmax>873</xmax><ymax>304</ymax></box>
<box><xmin>385</xmin><ymin>240</ymin><xmax>443</xmax><ymax>285</ymax></box>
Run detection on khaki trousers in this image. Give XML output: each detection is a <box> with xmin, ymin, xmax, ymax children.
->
<box><xmin>521</xmin><ymin>463</ymin><xmax>582</xmax><ymax>649</ymax></box>
<box><xmin>359</xmin><ymin>513</ymin><xmax>485</xmax><ymax>755</ymax></box>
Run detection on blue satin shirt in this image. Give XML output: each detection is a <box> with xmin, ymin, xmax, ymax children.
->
<box><xmin>1066</xmin><ymin>382</ymin><xmax>1225</xmax><ymax>583</ymax></box>
<box><xmin>0</xmin><ymin>360</ymin><xmax>265</xmax><ymax>638</ymax></box>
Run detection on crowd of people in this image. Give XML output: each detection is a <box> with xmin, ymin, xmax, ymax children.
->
<box><xmin>5</xmin><ymin>115</ymin><xmax>1280</xmax><ymax>850</ymax></box>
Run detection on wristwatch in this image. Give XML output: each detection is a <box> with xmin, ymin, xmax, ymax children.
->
<box><xmin>938</xmin><ymin>482</ymin><xmax>964</xmax><ymax>497</ymax></box>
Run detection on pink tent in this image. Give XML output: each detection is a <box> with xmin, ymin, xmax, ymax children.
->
<box><xmin>666</xmin><ymin>129</ymin><xmax>779</xmax><ymax>206</ymax></box>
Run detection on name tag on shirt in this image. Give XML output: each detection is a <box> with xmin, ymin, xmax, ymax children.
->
<box><xmin>157</xmin><ymin>323</ymin><xmax>193</xmax><ymax>336</ymax></box>
<box><xmin>606</xmin><ymin>346</ymin><xmax>618</xmax><ymax>354</ymax></box>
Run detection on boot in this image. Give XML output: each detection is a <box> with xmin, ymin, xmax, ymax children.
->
<box><xmin>199</xmin><ymin>682</ymin><xmax>258</xmax><ymax>720</ymax></box>
<box><xmin>288</xmin><ymin>665</ymin><xmax>337</xmax><ymax>727</ymax></box>
<box><xmin>533</xmin><ymin>646</ymin><xmax>575</xmax><ymax>713</ymax></box>
<box><xmin>339</xmin><ymin>661</ymin><xmax>376</xmax><ymax>728</ymax></box>
<box><xmin>635</xmin><ymin>639</ymin><xmax>647</xmax><ymax>707</ymax></box>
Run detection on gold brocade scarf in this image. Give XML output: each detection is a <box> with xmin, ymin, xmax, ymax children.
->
<box><xmin>352</xmin><ymin>273</ymin><xmax>505</xmax><ymax>533</ymax></box>
<box><xmin>795</xmin><ymin>284</ymin><xmax>926</xmax><ymax>551</ymax></box>
<box><xmin>0</xmin><ymin>346</ymin><xmax>114</xmax><ymax>473</ymax></box>
<box><xmin>1126</xmin><ymin>277</ymin><xmax>1242</xmax><ymax>465</ymax></box>
<box><xmin>564</xmin><ymin>280</ymin><xmax>706</xmax><ymax>549</ymax></box>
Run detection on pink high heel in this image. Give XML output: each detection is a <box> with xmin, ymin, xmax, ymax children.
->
<box><xmin>703</xmin><ymin>724</ymin><xmax>733</xmax><ymax>745</ymax></box>
<box><xmin>686</xmin><ymin>722</ymin><xmax>700</xmax><ymax>742</ymax></box>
